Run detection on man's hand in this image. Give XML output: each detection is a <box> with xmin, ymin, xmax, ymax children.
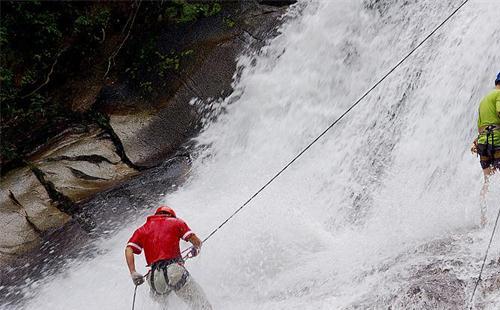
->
<box><xmin>186</xmin><ymin>234</ymin><xmax>202</xmax><ymax>258</ymax></box>
<box><xmin>131</xmin><ymin>271</ymin><xmax>145</xmax><ymax>286</ymax></box>
<box><xmin>471</xmin><ymin>139</ymin><xmax>478</xmax><ymax>154</ymax></box>
<box><xmin>188</xmin><ymin>246</ymin><xmax>201</xmax><ymax>258</ymax></box>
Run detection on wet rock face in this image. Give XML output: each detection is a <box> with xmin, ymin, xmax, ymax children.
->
<box><xmin>0</xmin><ymin>126</ymin><xmax>138</xmax><ymax>265</ymax></box>
<box><xmin>392</xmin><ymin>264</ymin><xmax>467</xmax><ymax>309</ymax></box>
<box><xmin>31</xmin><ymin>125</ymin><xmax>138</xmax><ymax>202</ymax></box>
<box><xmin>108</xmin><ymin>101</ymin><xmax>196</xmax><ymax>168</ymax></box>
<box><xmin>347</xmin><ymin>236</ymin><xmax>500</xmax><ymax>309</ymax></box>
<box><xmin>0</xmin><ymin>167</ymin><xmax>70</xmax><ymax>265</ymax></box>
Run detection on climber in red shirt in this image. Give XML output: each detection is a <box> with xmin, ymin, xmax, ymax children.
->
<box><xmin>125</xmin><ymin>205</ymin><xmax>212</xmax><ymax>310</ymax></box>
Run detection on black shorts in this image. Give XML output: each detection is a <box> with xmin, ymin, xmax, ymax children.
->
<box><xmin>477</xmin><ymin>144</ymin><xmax>500</xmax><ymax>170</ymax></box>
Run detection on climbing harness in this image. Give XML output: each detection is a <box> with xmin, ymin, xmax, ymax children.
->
<box><xmin>149</xmin><ymin>258</ymin><xmax>190</xmax><ymax>294</ymax></box>
<box><xmin>468</xmin><ymin>205</ymin><xmax>500</xmax><ymax>309</ymax></box>
<box><xmin>131</xmin><ymin>255</ymin><xmax>191</xmax><ymax>310</ymax></box>
<box><xmin>478</xmin><ymin>125</ymin><xmax>500</xmax><ymax>165</ymax></box>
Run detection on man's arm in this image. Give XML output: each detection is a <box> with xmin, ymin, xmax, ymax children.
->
<box><xmin>125</xmin><ymin>246</ymin><xmax>136</xmax><ymax>273</ymax></box>
<box><xmin>187</xmin><ymin>233</ymin><xmax>202</xmax><ymax>249</ymax></box>
<box><xmin>496</xmin><ymin>94</ymin><xmax>500</xmax><ymax>118</ymax></box>
<box><xmin>125</xmin><ymin>246</ymin><xmax>144</xmax><ymax>285</ymax></box>
<box><xmin>186</xmin><ymin>233</ymin><xmax>202</xmax><ymax>257</ymax></box>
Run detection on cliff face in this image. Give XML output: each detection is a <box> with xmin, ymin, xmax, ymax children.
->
<box><xmin>0</xmin><ymin>1</ymin><xmax>291</xmax><ymax>266</ymax></box>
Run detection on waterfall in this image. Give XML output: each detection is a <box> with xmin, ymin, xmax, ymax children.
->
<box><xmin>11</xmin><ymin>0</ymin><xmax>500</xmax><ymax>309</ymax></box>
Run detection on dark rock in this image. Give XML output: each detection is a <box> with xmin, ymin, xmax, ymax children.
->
<box><xmin>257</xmin><ymin>0</ymin><xmax>297</xmax><ymax>8</ymax></box>
<box><xmin>103</xmin><ymin>2</ymin><xmax>288</xmax><ymax>168</ymax></box>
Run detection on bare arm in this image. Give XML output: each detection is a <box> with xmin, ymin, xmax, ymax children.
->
<box><xmin>187</xmin><ymin>233</ymin><xmax>202</xmax><ymax>249</ymax></box>
<box><xmin>125</xmin><ymin>246</ymin><xmax>136</xmax><ymax>274</ymax></box>
<box><xmin>125</xmin><ymin>246</ymin><xmax>145</xmax><ymax>285</ymax></box>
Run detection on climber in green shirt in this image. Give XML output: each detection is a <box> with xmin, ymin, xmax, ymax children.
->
<box><xmin>471</xmin><ymin>72</ymin><xmax>500</xmax><ymax>226</ymax></box>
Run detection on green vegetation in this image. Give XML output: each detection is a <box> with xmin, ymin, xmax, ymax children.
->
<box><xmin>164</xmin><ymin>0</ymin><xmax>221</xmax><ymax>24</ymax></box>
<box><xmin>0</xmin><ymin>0</ymin><xmax>224</xmax><ymax>168</ymax></box>
<box><xmin>223</xmin><ymin>16</ymin><xmax>236</xmax><ymax>28</ymax></box>
<box><xmin>0</xmin><ymin>1</ymin><xmax>113</xmax><ymax>164</ymax></box>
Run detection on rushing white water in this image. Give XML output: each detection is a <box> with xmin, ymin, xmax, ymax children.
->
<box><xmin>11</xmin><ymin>0</ymin><xmax>500</xmax><ymax>309</ymax></box>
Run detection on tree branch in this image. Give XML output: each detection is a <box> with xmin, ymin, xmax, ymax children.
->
<box><xmin>21</xmin><ymin>47</ymin><xmax>68</xmax><ymax>99</ymax></box>
<box><xmin>104</xmin><ymin>1</ymin><xmax>142</xmax><ymax>78</ymax></box>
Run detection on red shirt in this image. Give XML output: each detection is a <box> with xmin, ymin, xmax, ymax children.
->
<box><xmin>127</xmin><ymin>215</ymin><xmax>194</xmax><ymax>265</ymax></box>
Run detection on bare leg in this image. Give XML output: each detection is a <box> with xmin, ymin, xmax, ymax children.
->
<box><xmin>149</xmin><ymin>291</ymin><xmax>170</xmax><ymax>310</ymax></box>
<box><xmin>480</xmin><ymin>167</ymin><xmax>494</xmax><ymax>227</ymax></box>
<box><xmin>175</xmin><ymin>277</ymin><xmax>212</xmax><ymax>310</ymax></box>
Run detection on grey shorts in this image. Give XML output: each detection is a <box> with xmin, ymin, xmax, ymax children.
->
<box><xmin>148</xmin><ymin>261</ymin><xmax>189</xmax><ymax>295</ymax></box>
<box><xmin>147</xmin><ymin>261</ymin><xmax>212</xmax><ymax>310</ymax></box>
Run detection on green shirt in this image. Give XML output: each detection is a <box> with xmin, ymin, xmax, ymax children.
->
<box><xmin>477</xmin><ymin>89</ymin><xmax>500</xmax><ymax>145</ymax></box>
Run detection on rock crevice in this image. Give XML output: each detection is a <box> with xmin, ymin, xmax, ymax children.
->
<box><xmin>0</xmin><ymin>125</ymin><xmax>139</xmax><ymax>264</ymax></box>
<box><xmin>28</xmin><ymin>163</ymin><xmax>77</xmax><ymax>215</ymax></box>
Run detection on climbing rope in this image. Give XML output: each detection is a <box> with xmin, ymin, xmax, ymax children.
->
<box><xmin>468</xmin><ymin>204</ymin><xmax>500</xmax><ymax>309</ymax></box>
<box><xmin>131</xmin><ymin>284</ymin><xmax>138</xmax><ymax>310</ymax></box>
<box><xmin>196</xmin><ymin>0</ymin><xmax>471</xmax><ymax>246</ymax></box>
